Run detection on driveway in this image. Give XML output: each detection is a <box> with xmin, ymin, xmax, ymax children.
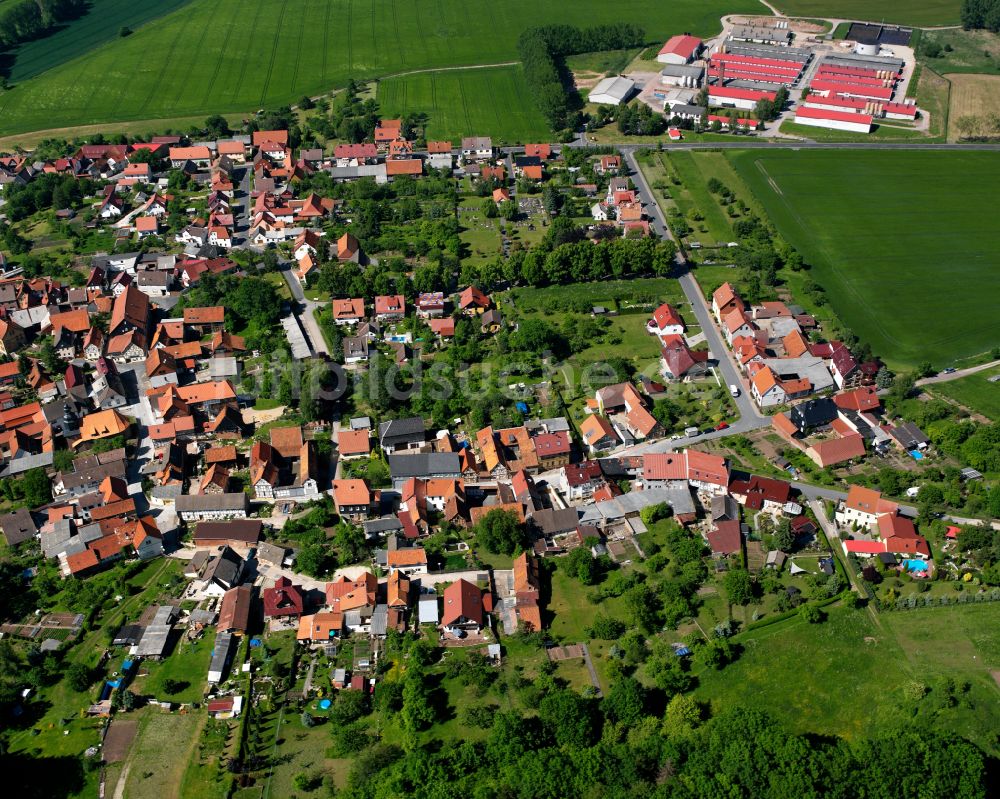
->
<box><xmin>280</xmin><ymin>265</ymin><xmax>330</xmax><ymax>357</ymax></box>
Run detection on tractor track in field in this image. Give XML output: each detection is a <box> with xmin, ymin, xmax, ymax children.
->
<box><xmin>231</xmin><ymin>0</ymin><xmax>266</xmax><ymax>103</ymax></box>
<box><xmin>288</xmin><ymin>2</ymin><xmax>306</xmax><ymax>96</ymax></box>
<box><xmin>200</xmin><ymin>14</ymin><xmax>238</xmax><ymax>107</ymax></box>
<box><xmin>135</xmin><ymin>13</ymin><xmax>191</xmax><ymax>116</ymax></box>
<box><xmin>320</xmin><ymin>0</ymin><xmax>332</xmax><ymax>82</ymax></box>
<box><xmin>173</xmin><ymin>14</ymin><xmax>214</xmax><ymax>108</ymax></box>
<box><xmin>392</xmin><ymin>0</ymin><xmax>405</xmax><ymax>69</ymax></box>
<box><xmin>258</xmin><ymin>0</ymin><xmax>290</xmax><ymax>106</ymax></box>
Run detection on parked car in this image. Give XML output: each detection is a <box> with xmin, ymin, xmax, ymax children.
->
<box><xmin>715</xmin><ymin>422</ymin><xmax>730</xmax><ymax>431</ymax></box>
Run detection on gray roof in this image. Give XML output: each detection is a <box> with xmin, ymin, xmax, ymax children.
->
<box><xmin>524</xmin><ymin>417</ymin><xmax>571</xmax><ymax>434</ymax></box>
<box><xmin>256</xmin><ymin>540</ymin><xmax>286</xmax><ymax>565</ymax></box>
<box><xmin>531</xmin><ymin>507</ymin><xmax>580</xmax><ymax>536</ymax></box>
<box><xmin>378</xmin><ymin>417</ymin><xmax>426</xmax><ymax>445</ymax></box>
<box><xmin>579</xmin><ymin>486</ymin><xmax>696</xmax><ymax>525</ymax></box>
<box><xmin>0</xmin><ymin>451</ymin><xmax>54</xmax><ymax>477</ymax></box>
<box><xmin>389</xmin><ymin>452</ymin><xmax>460</xmax><ymax>481</ymax></box>
<box><xmin>363</xmin><ymin>517</ymin><xmax>403</xmax><ymax>536</ymax></box>
<box><xmin>669</xmin><ymin>103</ymin><xmax>707</xmax><ymax>118</ymax></box>
<box><xmin>208</xmin><ymin>631</ymin><xmax>234</xmax><ymax>681</ymax></box>
<box><xmin>418</xmin><ymin>596</ymin><xmax>440</xmax><ymax>624</ymax></box>
<box><xmin>588</xmin><ymin>75</ymin><xmax>635</xmax><ymax>103</ymax></box>
<box><xmin>370</xmin><ymin>605</ymin><xmax>389</xmax><ymax>636</ymax></box>
<box><xmin>0</xmin><ymin>507</ymin><xmax>38</xmax><ymax>545</ymax></box>
<box><xmin>176</xmin><ymin>493</ymin><xmax>249</xmax><ymax>513</ymax></box>
<box><xmin>660</xmin><ymin>64</ymin><xmax>705</xmax><ymax>79</ymax></box>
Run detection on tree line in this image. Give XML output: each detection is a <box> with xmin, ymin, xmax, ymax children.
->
<box><xmin>0</xmin><ymin>0</ymin><xmax>86</xmax><ymax>50</ymax></box>
<box><xmin>519</xmin><ymin>23</ymin><xmax>646</xmax><ymax>130</ymax></box>
<box><xmin>962</xmin><ymin>0</ymin><xmax>1000</xmax><ymax>31</ymax></box>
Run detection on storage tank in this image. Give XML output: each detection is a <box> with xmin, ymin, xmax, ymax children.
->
<box><xmin>855</xmin><ymin>41</ymin><xmax>879</xmax><ymax>57</ymax></box>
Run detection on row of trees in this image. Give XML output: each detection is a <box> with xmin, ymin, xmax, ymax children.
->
<box><xmin>519</xmin><ymin>24</ymin><xmax>645</xmax><ymax>130</ymax></box>
<box><xmin>0</xmin><ymin>0</ymin><xmax>86</xmax><ymax>49</ymax></box>
<box><xmin>962</xmin><ymin>0</ymin><xmax>1000</xmax><ymax>31</ymax></box>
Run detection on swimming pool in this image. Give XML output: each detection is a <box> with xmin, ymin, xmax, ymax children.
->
<box><xmin>909</xmin><ymin>450</ymin><xmax>924</xmax><ymax>460</ymax></box>
<box><xmin>903</xmin><ymin>559</ymin><xmax>929</xmax><ymax>571</ymax></box>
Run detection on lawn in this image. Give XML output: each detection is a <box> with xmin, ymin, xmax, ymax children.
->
<box><xmin>0</xmin><ymin>0</ymin><xmax>760</xmax><ymax>136</ymax></box>
<box><xmin>946</xmin><ymin>73</ymin><xmax>1000</xmax><ymax>140</ymax></box>
<box><xmin>929</xmin><ymin>366</ymin><xmax>1000</xmax><ymax>421</ymax></box>
<box><xmin>134</xmin><ymin>634</ymin><xmax>214</xmax><ymax>703</ymax></box>
<box><xmin>695</xmin><ymin>603</ymin><xmax>1000</xmax><ymax>754</ymax></box>
<box><xmin>566</xmin><ymin>48</ymin><xmax>640</xmax><ymax>75</ymax></box>
<box><xmin>768</xmin><ymin>0</ymin><xmax>961</xmax><ymax>26</ymax></box>
<box><xmin>377</xmin><ymin>66</ymin><xmax>550</xmax><ymax>144</ymax></box>
<box><xmin>728</xmin><ymin>149</ymin><xmax>1000</xmax><ymax>370</ymax></box>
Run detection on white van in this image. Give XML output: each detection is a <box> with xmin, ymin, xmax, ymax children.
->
<box><xmin>684</xmin><ymin>426</ymin><xmax>700</xmax><ymax>437</ymax></box>
<box><xmin>729</xmin><ymin>384</ymin><xmax>740</xmax><ymax>398</ymax></box>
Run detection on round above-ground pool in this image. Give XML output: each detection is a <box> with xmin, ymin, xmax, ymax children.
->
<box><xmin>318</xmin><ymin>699</ymin><xmax>332</xmax><ymax>710</ymax></box>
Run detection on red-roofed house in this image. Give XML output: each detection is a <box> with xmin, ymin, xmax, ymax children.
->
<box><xmin>442</xmin><ymin>578</ymin><xmax>484</xmax><ymax>631</ymax></box>
<box><xmin>660</xmin><ymin>335</ymin><xmax>709</xmax><ymax>380</ymax></box>
<box><xmin>262</xmin><ymin>576</ymin><xmax>304</xmax><ymax>619</ymax></box>
<box><xmin>707</xmin><ymin>520</ymin><xmax>742</xmax><ymax>556</ymax></box>
<box><xmin>374</xmin><ymin>295</ymin><xmax>405</xmax><ymax>322</ymax></box>
<box><xmin>647</xmin><ymin>303</ymin><xmax>685</xmax><ymax>337</ymax></box>
<box><xmin>687</xmin><ymin>449</ymin><xmax>729</xmax><ymax>495</ymax></box>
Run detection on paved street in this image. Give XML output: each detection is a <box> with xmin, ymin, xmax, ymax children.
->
<box><xmin>281</xmin><ymin>265</ymin><xmax>331</xmax><ymax>357</ymax></box>
<box><xmin>917</xmin><ymin>359</ymin><xmax>1000</xmax><ymax>386</ymax></box>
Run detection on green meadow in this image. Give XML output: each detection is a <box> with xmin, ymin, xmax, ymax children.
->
<box><xmin>377</xmin><ymin>66</ymin><xmax>550</xmax><ymax>144</ymax></box>
<box><xmin>729</xmin><ymin>149</ymin><xmax>1000</xmax><ymax>371</ymax></box>
<box><xmin>770</xmin><ymin>0</ymin><xmax>961</xmax><ymax>26</ymax></box>
<box><xmin>0</xmin><ymin>0</ymin><xmax>759</xmax><ymax>136</ymax></box>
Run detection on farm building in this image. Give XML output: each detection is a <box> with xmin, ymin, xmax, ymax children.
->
<box><xmin>708</xmin><ymin>85</ymin><xmax>777</xmax><ymax>111</ymax></box>
<box><xmin>588</xmin><ymin>76</ymin><xmax>636</xmax><ymax>105</ymax></box>
<box><xmin>657</xmin><ymin>34</ymin><xmax>703</xmax><ymax>65</ymax></box>
<box><xmin>660</xmin><ymin>64</ymin><xmax>705</xmax><ymax>88</ymax></box>
<box><xmin>794</xmin><ymin>106</ymin><xmax>873</xmax><ymax>133</ymax></box>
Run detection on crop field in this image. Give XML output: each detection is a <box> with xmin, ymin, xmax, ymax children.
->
<box><xmin>930</xmin><ymin>366</ymin><xmax>1000</xmax><ymax>421</ymax></box>
<box><xmin>0</xmin><ymin>0</ymin><xmax>758</xmax><ymax>136</ymax></box>
<box><xmin>729</xmin><ymin>150</ymin><xmax>1000</xmax><ymax>370</ymax></box>
<box><xmin>769</xmin><ymin>0</ymin><xmax>961</xmax><ymax>26</ymax></box>
<box><xmin>2</xmin><ymin>0</ymin><xmax>192</xmax><ymax>83</ymax></box>
<box><xmin>377</xmin><ymin>66</ymin><xmax>550</xmax><ymax>143</ymax></box>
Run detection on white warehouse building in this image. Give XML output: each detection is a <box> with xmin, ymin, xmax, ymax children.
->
<box><xmin>794</xmin><ymin>106</ymin><xmax>873</xmax><ymax>133</ymax></box>
<box><xmin>588</xmin><ymin>76</ymin><xmax>636</xmax><ymax>105</ymax></box>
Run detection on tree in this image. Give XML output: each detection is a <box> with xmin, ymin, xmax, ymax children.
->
<box><xmin>588</xmin><ymin>614</ymin><xmax>626</xmax><ymax>639</ymax></box>
<box><xmin>329</xmin><ymin>689</ymin><xmax>370</xmax><ymax>725</ymax></box>
<box><xmin>474</xmin><ymin>508</ymin><xmax>529</xmax><ymax>556</ymax></box>
<box><xmin>65</xmin><ymin>663</ymin><xmax>93</xmax><ymax>693</ymax></box>
<box><xmin>662</xmin><ymin>693</ymin><xmax>702</xmax><ymax>739</ymax></box>
<box><xmin>773</xmin><ymin>517</ymin><xmax>795</xmax><ymax>552</ymax></box>
<box><xmin>799</xmin><ymin>604</ymin><xmax>825</xmax><ymax>624</ymax></box>
<box><xmin>695</xmin><ymin>639</ymin><xmax>735</xmax><ymax>670</ymax></box>
<box><xmin>400</xmin><ymin>672</ymin><xmax>435</xmax><ymax>732</ymax></box>
<box><xmin>565</xmin><ymin>546</ymin><xmax>602</xmax><ymax>584</ymax></box>
<box><xmin>601</xmin><ymin>677</ymin><xmax>646</xmax><ymax>726</ymax></box>
<box><xmin>723</xmin><ymin>569</ymin><xmax>753</xmax><ymax>607</ymax></box>
<box><xmin>21</xmin><ymin>468</ymin><xmax>51</xmax><ymax>508</ymax></box>
<box><xmin>538</xmin><ymin>689</ymin><xmax>598</xmax><ymax>747</ymax></box>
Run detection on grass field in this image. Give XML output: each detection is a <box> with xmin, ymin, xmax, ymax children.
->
<box><xmin>377</xmin><ymin>66</ymin><xmax>550</xmax><ymax>144</ymax></box>
<box><xmin>121</xmin><ymin>710</ymin><xmax>207</xmax><ymax>799</ymax></box>
<box><xmin>930</xmin><ymin>366</ymin><xmax>1000</xmax><ymax>421</ymax></box>
<box><xmin>729</xmin><ymin>150</ymin><xmax>1000</xmax><ymax>370</ymax></box>
<box><xmin>2</xmin><ymin>0</ymin><xmax>192</xmax><ymax>83</ymax></box>
<box><xmin>946</xmin><ymin>73</ymin><xmax>1000</xmax><ymax>139</ymax></box>
<box><xmin>695</xmin><ymin>604</ymin><xmax>1000</xmax><ymax>754</ymax></box>
<box><xmin>0</xmin><ymin>0</ymin><xmax>759</xmax><ymax>136</ymax></box>
<box><xmin>769</xmin><ymin>0</ymin><xmax>961</xmax><ymax>26</ymax></box>
<box><xmin>920</xmin><ymin>28</ymin><xmax>1000</xmax><ymax>75</ymax></box>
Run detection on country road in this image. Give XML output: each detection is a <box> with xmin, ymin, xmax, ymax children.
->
<box><xmin>917</xmin><ymin>359</ymin><xmax>1000</xmax><ymax>386</ymax></box>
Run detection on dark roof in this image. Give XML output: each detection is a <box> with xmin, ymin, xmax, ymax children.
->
<box><xmin>531</xmin><ymin>507</ymin><xmax>579</xmax><ymax>536</ymax></box>
<box><xmin>388</xmin><ymin>452</ymin><xmax>461</xmax><ymax>480</ymax></box>
<box><xmin>0</xmin><ymin>507</ymin><xmax>39</xmax><ymax>545</ymax></box>
<box><xmin>378</xmin><ymin>417</ymin><xmax>425</xmax><ymax>446</ymax></box>
<box><xmin>194</xmin><ymin>519</ymin><xmax>262</xmax><ymax>544</ymax></box>
<box><xmin>789</xmin><ymin>398</ymin><xmax>838</xmax><ymax>433</ymax></box>
<box><xmin>177</xmin><ymin>493</ymin><xmax>250</xmax><ymax>513</ymax></box>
